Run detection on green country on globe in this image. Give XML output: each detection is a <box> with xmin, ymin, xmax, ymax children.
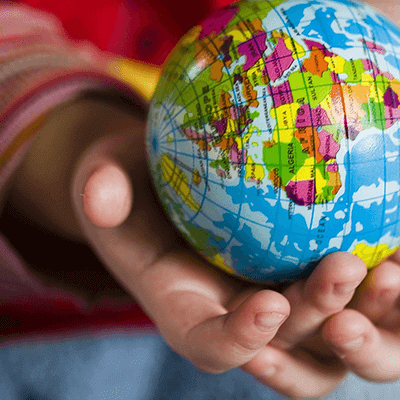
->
<box><xmin>146</xmin><ymin>0</ymin><xmax>400</xmax><ymax>284</ymax></box>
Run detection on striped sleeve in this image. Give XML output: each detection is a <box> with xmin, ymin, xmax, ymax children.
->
<box><xmin>0</xmin><ymin>4</ymin><xmax>148</xmax><ymax>190</ymax></box>
<box><xmin>0</xmin><ymin>4</ymin><xmax>148</xmax><ymax>307</ymax></box>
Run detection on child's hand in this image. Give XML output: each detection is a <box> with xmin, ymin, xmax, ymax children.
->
<box><xmin>68</xmin><ymin>102</ymin><xmax>368</xmax><ymax>398</ymax></box>
<box><xmin>10</xmin><ymin>97</ymin><xmax>381</xmax><ymax>398</ymax></box>
<box><xmin>70</xmin><ymin>104</ymin><xmax>291</xmax><ymax>375</ymax></box>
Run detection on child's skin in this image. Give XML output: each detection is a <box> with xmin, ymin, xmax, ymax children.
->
<box><xmin>5</xmin><ymin>1</ymin><xmax>400</xmax><ymax>398</ymax></box>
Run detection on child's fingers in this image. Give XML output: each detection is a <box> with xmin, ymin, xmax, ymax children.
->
<box><xmin>181</xmin><ymin>289</ymin><xmax>290</xmax><ymax>373</ymax></box>
<box><xmin>242</xmin><ymin>342</ymin><xmax>347</xmax><ymax>399</ymax></box>
<box><xmin>323</xmin><ymin>309</ymin><xmax>400</xmax><ymax>382</ymax></box>
<box><xmin>241</xmin><ymin>253</ymin><xmax>366</xmax><ymax>398</ymax></box>
<box><xmin>270</xmin><ymin>252</ymin><xmax>367</xmax><ymax>349</ymax></box>
<box><xmin>136</xmin><ymin>250</ymin><xmax>290</xmax><ymax>374</ymax></box>
<box><xmin>349</xmin><ymin>259</ymin><xmax>400</xmax><ymax>326</ymax></box>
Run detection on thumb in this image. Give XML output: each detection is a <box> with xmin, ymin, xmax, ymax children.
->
<box><xmin>71</xmin><ymin>127</ymin><xmax>179</xmax><ymax>293</ymax></box>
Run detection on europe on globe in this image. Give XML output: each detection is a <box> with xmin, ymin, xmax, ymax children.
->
<box><xmin>146</xmin><ymin>0</ymin><xmax>400</xmax><ymax>284</ymax></box>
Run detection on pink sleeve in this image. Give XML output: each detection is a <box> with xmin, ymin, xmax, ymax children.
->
<box><xmin>0</xmin><ymin>4</ymin><xmax>145</xmax><ymax>313</ymax></box>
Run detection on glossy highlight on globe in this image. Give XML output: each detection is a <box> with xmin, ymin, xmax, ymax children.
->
<box><xmin>147</xmin><ymin>0</ymin><xmax>400</xmax><ymax>284</ymax></box>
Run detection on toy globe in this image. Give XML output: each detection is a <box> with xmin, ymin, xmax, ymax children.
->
<box><xmin>146</xmin><ymin>0</ymin><xmax>400</xmax><ymax>284</ymax></box>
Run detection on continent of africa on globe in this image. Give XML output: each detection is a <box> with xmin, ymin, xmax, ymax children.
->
<box><xmin>147</xmin><ymin>0</ymin><xmax>400</xmax><ymax>284</ymax></box>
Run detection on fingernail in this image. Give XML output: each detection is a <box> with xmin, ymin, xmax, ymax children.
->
<box><xmin>334</xmin><ymin>282</ymin><xmax>360</xmax><ymax>296</ymax></box>
<box><xmin>255</xmin><ymin>312</ymin><xmax>286</xmax><ymax>331</ymax></box>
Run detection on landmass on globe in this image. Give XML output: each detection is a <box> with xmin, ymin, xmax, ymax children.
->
<box><xmin>147</xmin><ymin>0</ymin><xmax>400</xmax><ymax>283</ymax></box>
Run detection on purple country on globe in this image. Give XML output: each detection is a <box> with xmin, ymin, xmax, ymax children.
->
<box><xmin>146</xmin><ymin>0</ymin><xmax>400</xmax><ymax>284</ymax></box>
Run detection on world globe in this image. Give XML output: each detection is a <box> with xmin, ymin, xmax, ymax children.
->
<box><xmin>146</xmin><ymin>0</ymin><xmax>400</xmax><ymax>284</ymax></box>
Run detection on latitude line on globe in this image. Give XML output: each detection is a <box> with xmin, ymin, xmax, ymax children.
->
<box><xmin>155</xmin><ymin>124</ymin><xmax>400</xmax><ymax>220</ymax></box>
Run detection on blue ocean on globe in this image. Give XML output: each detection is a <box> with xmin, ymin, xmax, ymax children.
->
<box><xmin>147</xmin><ymin>0</ymin><xmax>400</xmax><ymax>284</ymax></box>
